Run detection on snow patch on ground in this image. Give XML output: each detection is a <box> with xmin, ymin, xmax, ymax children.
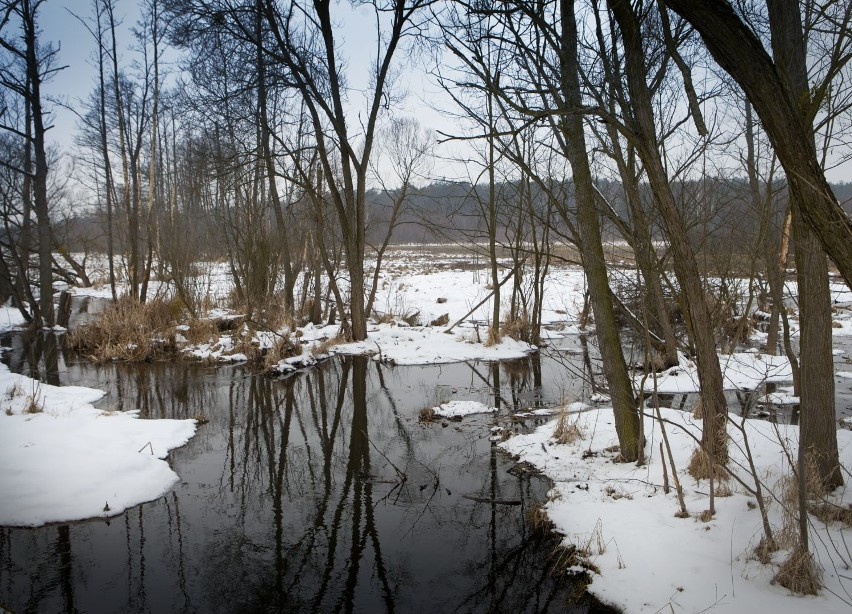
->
<box><xmin>500</xmin><ymin>407</ymin><xmax>852</xmax><ymax>614</ymax></box>
<box><xmin>334</xmin><ymin>323</ymin><xmax>536</xmax><ymax>365</ymax></box>
<box><xmin>433</xmin><ymin>400</ymin><xmax>497</xmax><ymax>418</ymax></box>
<box><xmin>637</xmin><ymin>352</ymin><xmax>793</xmax><ymax>394</ymax></box>
<box><xmin>0</xmin><ymin>364</ymin><xmax>197</xmax><ymax>527</ymax></box>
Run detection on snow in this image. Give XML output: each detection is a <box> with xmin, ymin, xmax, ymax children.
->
<box><xmin>432</xmin><ymin>400</ymin><xmax>497</xmax><ymax>418</ymax></box>
<box><xmin>0</xmin><ymin>363</ymin><xmax>197</xmax><ymax>527</ymax></box>
<box><xmin>0</xmin><ymin>305</ymin><xmax>27</xmax><ymax>333</ymax></box>
<box><xmin>501</xmin><ymin>407</ymin><xmax>852</xmax><ymax>613</ymax></box>
<box><xmin>637</xmin><ymin>353</ymin><xmax>794</xmax><ymax>394</ymax></box>
<box><xmin>334</xmin><ymin>323</ymin><xmax>536</xmax><ymax>365</ymax></box>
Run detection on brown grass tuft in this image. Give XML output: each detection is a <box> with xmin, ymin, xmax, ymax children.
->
<box><xmin>529</xmin><ymin>503</ymin><xmax>555</xmax><ymax>537</ymax></box>
<box><xmin>500</xmin><ymin>311</ymin><xmax>531</xmax><ymax>342</ymax></box>
<box><xmin>312</xmin><ymin>334</ymin><xmax>343</xmax><ymax>356</ymax></box>
<box><xmin>686</xmin><ymin>446</ymin><xmax>730</xmax><ymax>482</ymax></box>
<box><xmin>773</xmin><ymin>546</ymin><xmax>821</xmax><ymax>595</ymax></box>
<box><xmin>23</xmin><ymin>394</ymin><xmax>43</xmax><ymax>414</ymax></box>
<box><xmin>418</xmin><ymin>406</ymin><xmax>436</xmax><ymax>423</ymax></box>
<box><xmin>810</xmin><ymin>501</ymin><xmax>852</xmax><ymax>526</ymax></box>
<box><xmin>68</xmin><ymin>298</ymin><xmax>178</xmax><ymax>362</ymax></box>
<box><xmin>692</xmin><ymin>397</ymin><xmax>704</xmax><ymax>420</ymax></box>
<box><xmin>553</xmin><ymin>411</ymin><xmax>584</xmax><ymax>445</ymax></box>
<box><xmin>262</xmin><ymin>336</ymin><xmax>302</xmax><ymax>372</ymax></box>
<box><xmin>753</xmin><ymin>536</ymin><xmax>778</xmax><ymax>564</ymax></box>
<box><xmin>183</xmin><ymin>319</ymin><xmax>219</xmax><ymax>345</ymax></box>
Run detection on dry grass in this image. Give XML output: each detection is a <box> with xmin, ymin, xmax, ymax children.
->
<box><xmin>485</xmin><ymin>326</ymin><xmax>502</xmax><ymax>347</ymax></box>
<box><xmin>773</xmin><ymin>546</ymin><xmax>821</xmax><ymax>595</ymax></box>
<box><xmin>500</xmin><ymin>311</ymin><xmax>531</xmax><ymax>342</ymax></box>
<box><xmin>23</xmin><ymin>394</ymin><xmax>43</xmax><ymax>414</ymax></box>
<box><xmin>261</xmin><ymin>336</ymin><xmax>302</xmax><ymax>372</ymax></box>
<box><xmin>68</xmin><ymin>298</ymin><xmax>178</xmax><ymax>362</ymax></box>
<box><xmin>529</xmin><ymin>503</ymin><xmax>555</xmax><ymax>537</ymax></box>
<box><xmin>776</xmin><ymin>474</ymin><xmax>801</xmax><ymax>549</ymax></box>
<box><xmin>418</xmin><ymin>406</ymin><xmax>436</xmax><ymax>423</ymax></box>
<box><xmin>5</xmin><ymin>382</ymin><xmax>23</xmax><ymax>399</ymax></box>
<box><xmin>553</xmin><ymin>410</ymin><xmax>584</xmax><ymax>445</ymax></box>
<box><xmin>183</xmin><ymin>318</ymin><xmax>219</xmax><ymax>345</ymax></box>
<box><xmin>810</xmin><ymin>501</ymin><xmax>852</xmax><ymax>526</ymax></box>
<box><xmin>686</xmin><ymin>448</ymin><xmax>731</xmax><ymax>486</ymax></box>
<box><xmin>312</xmin><ymin>334</ymin><xmax>343</xmax><ymax>356</ymax></box>
<box><xmin>753</xmin><ymin>536</ymin><xmax>778</xmax><ymax>564</ymax></box>
<box><xmin>692</xmin><ymin>397</ymin><xmax>704</xmax><ymax>420</ymax></box>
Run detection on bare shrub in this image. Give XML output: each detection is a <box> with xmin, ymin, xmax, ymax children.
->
<box><xmin>418</xmin><ymin>406</ymin><xmax>436</xmax><ymax>423</ymax></box>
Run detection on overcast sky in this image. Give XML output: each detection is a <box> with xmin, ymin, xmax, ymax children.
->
<box><xmin>35</xmin><ymin>1</ymin><xmax>852</xmax><ymax>193</ymax></box>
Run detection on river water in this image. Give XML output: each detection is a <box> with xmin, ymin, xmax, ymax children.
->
<box><xmin>0</xmin><ymin>328</ymin><xmax>612</xmax><ymax>614</ymax></box>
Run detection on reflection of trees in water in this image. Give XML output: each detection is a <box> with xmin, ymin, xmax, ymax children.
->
<box><xmin>0</xmin><ymin>353</ymin><xmax>590</xmax><ymax>613</ymax></box>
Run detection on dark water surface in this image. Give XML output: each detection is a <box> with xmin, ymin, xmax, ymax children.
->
<box><xmin>0</xmin><ymin>330</ymin><xmax>606</xmax><ymax>614</ymax></box>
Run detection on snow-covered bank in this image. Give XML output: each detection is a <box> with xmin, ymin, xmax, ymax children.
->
<box><xmin>0</xmin><ymin>363</ymin><xmax>197</xmax><ymax>527</ymax></box>
<box><xmin>334</xmin><ymin>322</ymin><xmax>536</xmax><ymax>364</ymax></box>
<box><xmin>636</xmin><ymin>352</ymin><xmax>794</xmax><ymax>394</ymax></box>
<box><xmin>501</xmin><ymin>407</ymin><xmax>852</xmax><ymax>613</ymax></box>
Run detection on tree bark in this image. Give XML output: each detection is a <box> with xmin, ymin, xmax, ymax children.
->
<box><xmin>664</xmin><ymin>0</ymin><xmax>852</xmax><ymax>292</ymax></box>
<box><xmin>767</xmin><ymin>0</ymin><xmax>842</xmax><ymax>490</ymax></box>
<box><xmin>609</xmin><ymin>0</ymin><xmax>727</xmax><ymax>464</ymax></box>
<box><xmin>561</xmin><ymin>0</ymin><xmax>641</xmax><ymax>461</ymax></box>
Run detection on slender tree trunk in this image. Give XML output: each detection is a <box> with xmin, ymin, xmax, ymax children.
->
<box><xmin>609</xmin><ymin>0</ymin><xmax>727</xmax><ymax>464</ymax></box>
<box><xmin>561</xmin><ymin>0</ymin><xmax>641</xmax><ymax>461</ymax></box>
<box><xmin>768</xmin><ymin>0</ymin><xmax>842</xmax><ymax>490</ymax></box>
<box><xmin>23</xmin><ymin>0</ymin><xmax>54</xmax><ymax>326</ymax></box>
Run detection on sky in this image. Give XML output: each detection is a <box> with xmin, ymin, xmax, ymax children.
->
<box><xmin>32</xmin><ymin>0</ymin><xmax>852</xmax><ymax>198</ymax></box>
<box><xmin>38</xmin><ymin>0</ymin><xmax>468</xmax><ymax>192</ymax></box>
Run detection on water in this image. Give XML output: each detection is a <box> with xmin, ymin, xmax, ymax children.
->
<box><xmin>0</xmin><ymin>332</ymin><xmax>609</xmax><ymax>614</ymax></box>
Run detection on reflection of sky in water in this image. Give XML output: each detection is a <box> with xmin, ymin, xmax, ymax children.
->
<box><xmin>0</xmin><ymin>344</ymin><xmax>612</xmax><ymax>613</ymax></box>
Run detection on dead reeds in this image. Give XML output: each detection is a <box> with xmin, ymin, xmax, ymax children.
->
<box><xmin>68</xmin><ymin>298</ymin><xmax>178</xmax><ymax>362</ymax></box>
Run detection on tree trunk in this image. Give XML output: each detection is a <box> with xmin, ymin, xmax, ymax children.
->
<box><xmin>561</xmin><ymin>0</ymin><xmax>641</xmax><ymax>461</ymax></box>
<box><xmin>23</xmin><ymin>0</ymin><xmax>54</xmax><ymax>327</ymax></box>
<box><xmin>664</xmin><ymin>0</ymin><xmax>852</xmax><ymax>292</ymax></box>
<box><xmin>768</xmin><ymin>0</ymin><xmax>842</xmax><ymax>490</ymax></box>
<box><xmin>609</xmin><ymin>0</ymin><xmax>727</xmax><ymax>464</ymax></box>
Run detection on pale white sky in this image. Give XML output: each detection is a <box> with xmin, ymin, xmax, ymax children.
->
<box><xmin>35</xmin><ymin>0</ymin><xmax>852</xmax><ymax>193</ymax></box>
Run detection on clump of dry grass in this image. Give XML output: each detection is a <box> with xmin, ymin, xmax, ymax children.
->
<box><xmin>418</xmin><ymin>406</ymin><xmax>436</xmax><ymax>423</ymax></box>
<box><xmin>529</xmin><ymin>503</ymin><xmax>555</xmax><ymax>537</ymax></box>
<box><xmin>500</xmin><ymin>311</ymin><xmax>531</xmax><ymax>342</ymax></box>
<box><xmin>68</xmin><ymin>298</ymin><xmax>178</xmax><ymax>362</ymax></box>
<box><xmin>312</xmin><ymin>334</ymin><xmax>343</xmax><ymax>356</ymax></box>
<box><xmin>692</xmin><ymin>397</ymin><xmax>704</xmax><ymax>419</ymax></box>
<box><xmin>553</xmin><ymin>410</ymin><xmax>584</xmax><ymax>445</ymax></box>
<box><xmin>810</xmin><ymin>501</ymin><xmax>852</xmax><ymax>526</ymax></box>
<box><xmin>773</xmin><ymin>546</ymin><xmax>821</xmax><ymax>595</ymax></box>
<box><xmin>261</xmin><ymin>336</ymin><xmax>302</xmax><ymax>373</ymax></box>
<box><xmin>23</xmin><ymin>394</ymin><xmax>43</xmax><ymax>414</ymax></box>
<box><xmin>183</xmin><ymin>318</ymin><xmax>219</xmax><ymax>345</ymax></box>
<box><xmin>485</xmin><ymin>326</ymin><xmax>502</xmax><ymax>347</ymax></box>
<box><xmin>686</xmin><ymin>447</ymin><xmax>729</xmax><ymax>482</ymax></box>
<box><xmin>753</xmin><ymin>535</ymin><xmax>778</xmax><ymax>564</ymax></box>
